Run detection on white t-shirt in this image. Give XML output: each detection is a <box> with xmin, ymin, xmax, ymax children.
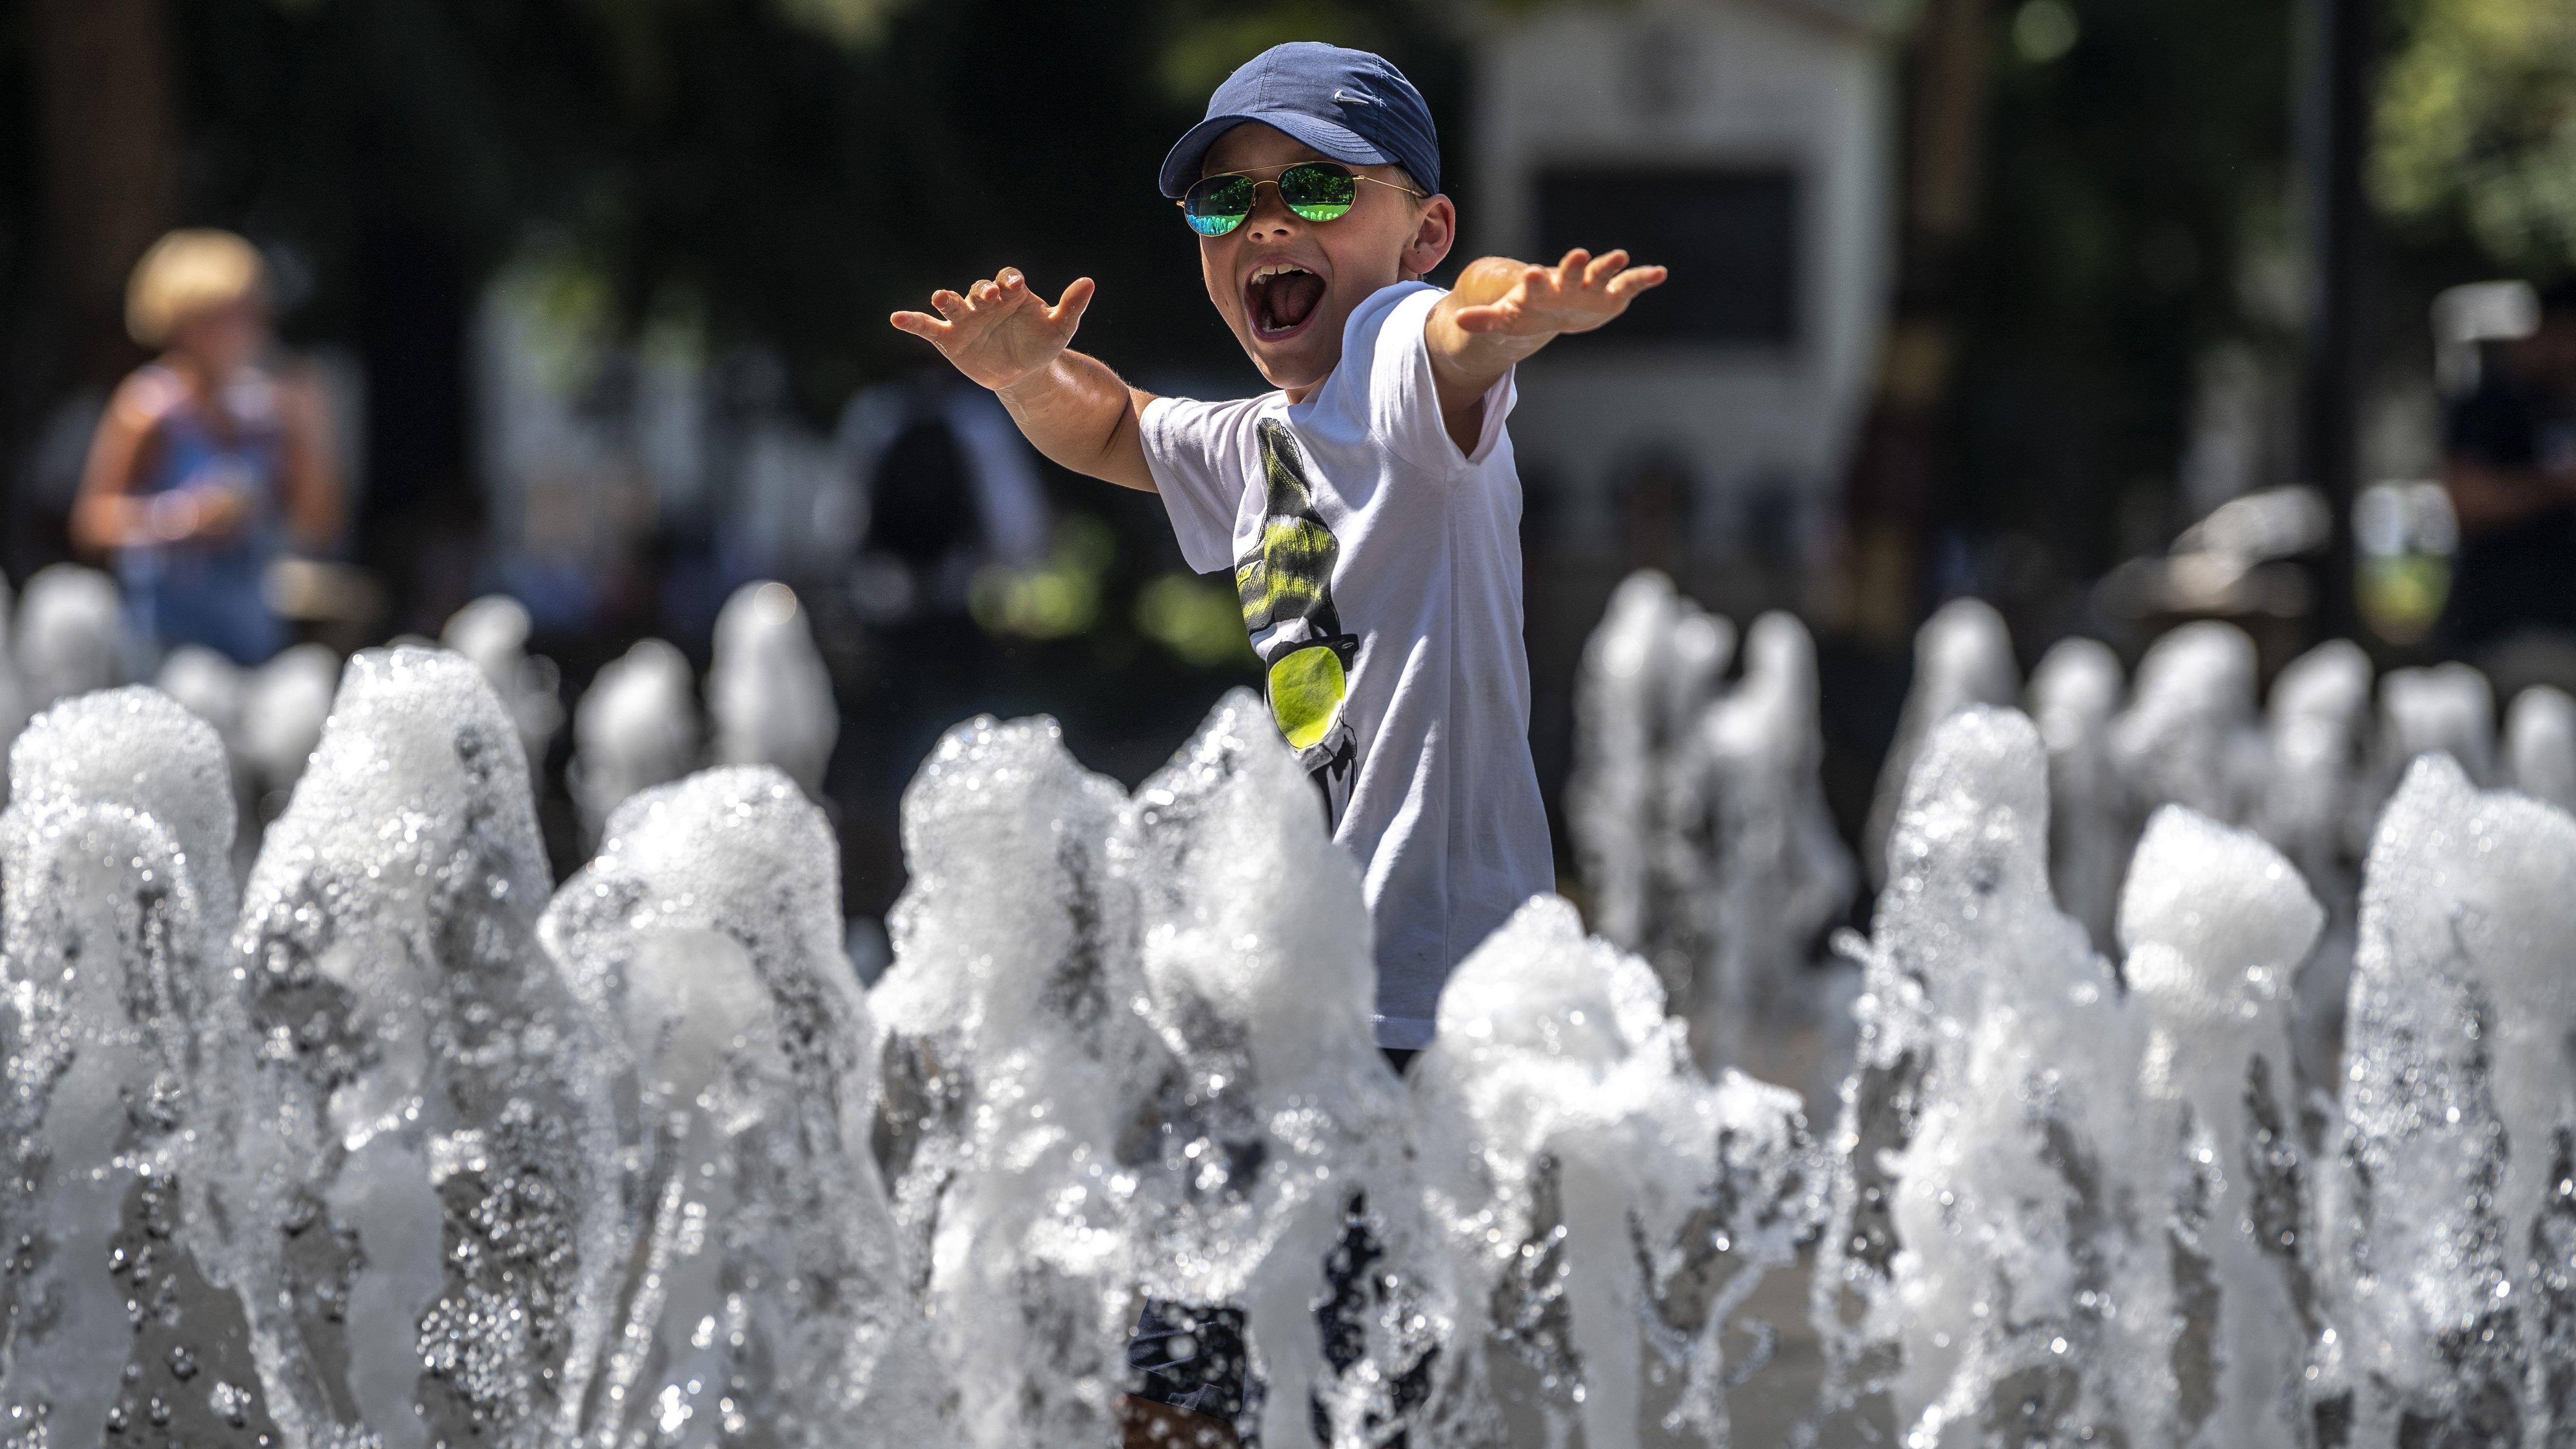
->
<box><xmin>1141</xmin><ymin>281</ymin><xmax>1554</xmax><ymax>1048</ymax></box>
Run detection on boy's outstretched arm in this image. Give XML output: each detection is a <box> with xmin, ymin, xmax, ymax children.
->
<box><xmin>891</xmin><ymin>268</ymin><xmax>1159</xmax><ymax>492</ymax></box>
<box><xmin>1426</xmin><ymin>249</ymin><xmax>1668</xmax><ymax>456</ymax></box>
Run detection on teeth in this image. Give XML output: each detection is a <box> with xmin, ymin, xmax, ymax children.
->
<box><xmin>1249</xmin><ymin>262</ymin><xmax>1311</xmax><ymax>284</ymax></box>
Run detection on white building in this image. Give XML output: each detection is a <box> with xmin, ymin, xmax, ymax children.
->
<box><xmin>1474</xmin><ymin>0</ymin><xmax>1900</xmax><ymax>611</ymax></box>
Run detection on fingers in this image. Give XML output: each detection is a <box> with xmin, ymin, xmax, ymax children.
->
<box><xmin>1506</xmin><ymin>264</ymin><xmax>1553</xmax><ymax>311</ymax></box>
<box><xmin>1604</xmin><ymin>265</ymin><xmax>1669</xmax><ymax>299</ymax></box>
<box><xmin>889</xmin><ymin>310</ymin><xmax>950</xmax><ymax>340</ymax></box>
<box><xmin>931</xmin><ymin>270</ymin><xmax>1043</xmax><ymax>320</ymax></box>
<box><xmin>1582</xmin><ymin>249</ymin><xmax>1631</xmax><ymax>287</ymax></box>
<box><xmin>1450</xmin><ymin>249</ymin><xmax>1663</xmax><ymax>343</ymax></box>
<box><xmin>1542</xmin><ymin>248</ymin><xmax>1650</xmax><ymax>295</ymax></box>
<box><xmin>897</xmin><ymin>268</ymin><xmax>1073</xmax><ymax>374</ymax></box>
<box><xmin>1047</xmin><ymin>276</ymin><xmax>1098</xmax><ymax>328</ymax></box>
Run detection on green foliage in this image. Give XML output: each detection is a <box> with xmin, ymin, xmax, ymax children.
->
<box><xmin>160</xmin><ymin>0</ymin><xmax>1223</xmax><ymax>417</ymax></box>
<box><xmin>2375</xmin><ymin>0</ymin><xmax>2576</xmax><ymax>275</ymax></box>
<box><xmin>1135</xmin><ymin>571</ymin><xmax>1258</xmax><ymax>666</ymax></box>
<box><xmin>769</xmin><ymin>0</ymin><xmax>909</xmax><ymax>47</ymax></box>
<box><xmin>272</xmin><ymin>0</ymin><xmax>906</xmax><ymax>46</ymax></box>
<box><xmin>1952</xmin><ymin>0</ymin><xmax>2295</xmax><ymax>569</ymax></box>
<box><xmin>109</xmin><ymin>0</ymin><xmax>1469</xmax><ymax>430</ymax></box>
<box><xmin>971</xmin><ymin>516</ymin><xmax>1115</xmax><ymax>640</ymax></box>
<box><xmin>1156</xmin><ymin>0</ymin><xmax>1391</xmax><ymax>102</ymax></box>
<box><xmin>2010</xmin><ymin>0</ymin><xmax>2079</xmax><ymax>66</ymax></box>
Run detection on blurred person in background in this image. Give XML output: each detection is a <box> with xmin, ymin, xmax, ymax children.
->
<box><xmin>72</xmin><ymin>229</ymin><xmax>343</xmax><ymax>664</ymax></box>
<box><xmin>2441</xmin><ymin>278</ymin><xmax>2576</xmax><ymax>653</ymax></box>
<box><xmin>836</xmin><ymin>367</ymin><xmax>1050</xmax><ymax>625</ymax></box>
<box><xmin>829</xmin><ymin>367</ymin><xmax>1055</xmax><ymax>915</ymax></box>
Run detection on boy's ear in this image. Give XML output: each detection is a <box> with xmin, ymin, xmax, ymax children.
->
<box><xmin>1401</xmin><ymin>196</ymin><xmax>1459</xmax><ymax>283</ymax></box>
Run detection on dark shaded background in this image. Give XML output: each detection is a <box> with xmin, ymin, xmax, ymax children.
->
<box><xmin>0</xmin><ymin>0</ymin><xmax>2556</xmax><ymax>918</ymax></box>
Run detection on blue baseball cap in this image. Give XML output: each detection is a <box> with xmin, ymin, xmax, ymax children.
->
<box><xmin>1157</xmin><ymin>43</ymin><xmax>1442</xmax><ymax>201</ymax></box>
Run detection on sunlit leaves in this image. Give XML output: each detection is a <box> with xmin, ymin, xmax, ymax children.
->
<box><xmin>2375</xmin><ymin>0</ymin><xmax>2576</xmax><ymax>272</ymax></box>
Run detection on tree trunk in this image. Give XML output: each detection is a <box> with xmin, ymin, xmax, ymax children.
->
<box><xmin>28</xmin><ymin>0</ymin><xmax>175</xmax><ymax>388</ymax></box>
<box><xmin>1835</xmin><ymin>0</ymin><xmax>1993</xmax><ymax>645</ymax></box>
<box><xmin>2295</xmin><ymin>0</ymin><xmax>2373</xmax><ymax>644</ymax></box>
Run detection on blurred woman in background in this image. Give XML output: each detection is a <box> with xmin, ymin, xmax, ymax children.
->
<box><xmin>73</xmin><ymin>229</ymin><xmax>343</xmax><ymax>664</ymax></box>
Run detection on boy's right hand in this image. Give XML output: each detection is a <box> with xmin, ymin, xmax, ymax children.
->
<box><xmin>890</xmin><ymin>268</ymin><xmax>1096</xmax><ymax>394</ymax></box>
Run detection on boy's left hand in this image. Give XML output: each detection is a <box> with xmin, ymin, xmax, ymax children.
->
<box><xmin>1427</xmin><ymin>248</ymin><xmax>1668</xmax><ymax>454</ymax></box>
<box><xmin>1450</xmin><ymin>249</ymin><xmax>1668</xmax><ymax>340</ymax></box>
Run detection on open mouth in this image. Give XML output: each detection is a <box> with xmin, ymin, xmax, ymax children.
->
<box><xmin>1245</xmin><ymin>261</ymin><xmax>1326</xmax><ymax>341</ymax></box>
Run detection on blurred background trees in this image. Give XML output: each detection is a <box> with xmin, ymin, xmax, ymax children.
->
<box><xmin>2376</xmin><ymin>0</ymin><xmax>2576</xmax><ymax>277</ymax></box>
<box><xmin>0</xmin><ymin>0</ymin><xmax>1468</xmax><ymax>614</ymax></box>
<box><xmin>3</xmin><ymin>0</ymin><xmax>2529</xmax><ymax>604</ymax></box>
<box><xmin>2</xmin><ymin>0</ymin><xmax>2572</xmax><ymax>904</ymax></box>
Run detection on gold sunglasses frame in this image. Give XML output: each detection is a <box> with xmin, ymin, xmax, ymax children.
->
<box><xmin>1176</xmin><ymin>161</ymin><xmax>1430</xmax><ymax>229</ymax></box>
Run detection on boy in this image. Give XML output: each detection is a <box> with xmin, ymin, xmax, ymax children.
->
<box><xmin>895</xmin><ymin>43</ymin><xmax>1663</xmax><ymax>1446</ymax></box>
<box><xmin>893</xmin><ymin>40</ymin><xmax>1663</xmax><ymax>1050</ymax></box>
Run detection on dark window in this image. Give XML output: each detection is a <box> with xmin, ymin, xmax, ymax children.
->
<box><xmin>1534</xmin><ymin>167</ymin><xmax>1798</xmax><ymax>347</ymax></box>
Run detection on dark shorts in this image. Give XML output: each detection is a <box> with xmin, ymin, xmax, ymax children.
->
<box><xmin>1128</xmin><ymin>1299</ymin><xmax>1262</xmax><ymax>1426</ymax></box>
<box><xmin>1126</xmin><ymin>1049</ymin><xmax>1428</xmax><ymax>1446</ymax></box>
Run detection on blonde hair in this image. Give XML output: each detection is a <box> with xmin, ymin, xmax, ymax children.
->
<box><xmin>126</xmin><ymin>229</ymin><xmax>266</xmax><ymax>347</ymax></box>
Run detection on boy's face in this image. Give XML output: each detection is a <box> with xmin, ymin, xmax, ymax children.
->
<box><xmin>1197</xmin><ymin>123</ymin><xmax>1456</xmax><ymax>397</ymax></box>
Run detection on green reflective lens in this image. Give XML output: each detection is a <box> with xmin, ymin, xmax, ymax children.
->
<box><xmin>1181</xmin><ymin>164</ymin><xmax>1365</xmax><ymax>236</ymax></box>
<box><xmin>1277</xmin><ymin>163</ymin><xmax>1358</xmax><ymax>222</ymax></box>
<box><xmin>1183</xmin><ymin>173</ymin><xmax>1258</xmax><ymax>236</ymax></box>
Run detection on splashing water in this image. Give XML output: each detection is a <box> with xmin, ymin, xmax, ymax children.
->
<box><xmin>1669</xmin><ymin>613</ymin><xmax>1855</xmax><ymax>1099</ymax></box>
<box><xmin>2026</xmin><ymin>636</ymin><xmax>2125</xmax><ymax>948</ymax></box>
<box><xmin>2376</xmin><ymin>662</ymin><xmax>2496</xmax><ymax>787</ymax></box>
<box><xmin>541</xmin><ymin>766</ymin><xmax>939</xmax><ymax>1445</ymax></box>
<box><xmin>1588</xmin><ymin>578</ymin><xmax>2576</xmax><ymax>1447</ymax></box>
<box><xmin>222</xmin><ymin>647</ymin><xmax>617</xmax><ymax>1449</ymax></box>
<box><xmin>2</xmin><ymin>575</ymin><xmax>2576</xmax><ymax>1447</ymax></box>
<box><xmin>1648</xmin><ymin>601</ymin><xmax>1743</xmax><ymax>1004</ymax></box>
<box><xmin>2117</xmin><ymin>807</ymin><xmax>2322</xmax><ymax>1449</ymax></box>
<box><xmin>869</xmin><ymin>707</ymin><xmax>1151</xmax><ymax>1448</ymax></box>
<box><xmin>709</xmin><ymin>583</ymin><xmax>837</xmax><ymax>797</ymax></box>
<box><xmin>2110</xmin><ymin>619</ymin><xmax>2264</xmax><ymax>828</ymax></box>
<box><xmin>569</xmin><ymin>639</ymin><xmax>701</xmax><ymax>844</ymax></box>
<box><xmin>1816</xmin><ymin>707</ymin><xmax>2140</xmax><ymax>1448</ymax></box>
<box><xmin>2253</xmin><ymin>639</ymin><xmax>2377</xmax><ymax>1098</ymax></box>
<box><xmin>1569</xmin><ymin>571</ymin><xmax>1695</xmax><ymax>957</ymax></box>
<box><xmin>1414</xmin><ymin>898</ymin><xmax>1817</xmax><ymax>1448</ymax></box>
<box><xmin>17</xmin><ymin>564</ymin><xmax>123</xmax><ymax>714</ymax></box>
<box><xmin>1862</xmin><ymin>598</ymin><xmax>2019</xmax><ymax>890</ymax></box>
<box><xmin>444</xmin><ymin>595</ymin><xmax>566</xmax><ymax>775</ymax></box>
<box><xmin>240</xmin><ymin>642</ymin><xmax>342</xmax><ymax>816</ymax></box>
<box><xmin>2324</xmin><ymin>754</ymin><xmax>2576</xmax><ymax>1442</ymax></box>
<box><xmin>0</xmin><ymin>688</ymin><xmax>258</xmax><ymax>1448</ymax></box>
<box><xmin>2504</xmin><ymin>684</ymin><xmax>2576</xmax><ymax>813</ymax></box>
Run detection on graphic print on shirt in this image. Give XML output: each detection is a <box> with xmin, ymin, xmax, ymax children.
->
<box><xmin>1236</xmin><ymin>419</ymin><xmax>1360</xmax><ymax>813</ymax></box>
